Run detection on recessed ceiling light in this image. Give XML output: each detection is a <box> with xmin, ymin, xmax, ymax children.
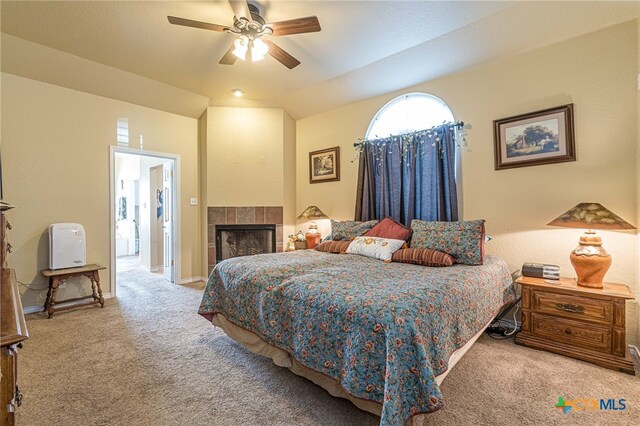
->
<box><xmin>231</xmin><ymin>89</ymin><xmax>245</xmax><ymax>97</ymax></box>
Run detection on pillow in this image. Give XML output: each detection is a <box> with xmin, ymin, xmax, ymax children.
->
<box><xmin>391</xmin><ymin>248</ymin><xmax>454</xmax><ymax>267</ymax></box>
<box><xmin>409</xmin><ymin>219</ymin><xmax>485</xmax><ymax>265</ymax></box>
<box><xmin>345</xmin><ymin>236</ymin><xmax>405</xmax><ymax>262</ymax></box>
<box><xmin>363</xmin><ymin>217</ymin><xmax>412</xmax><ymax>241</ymax></box>
<box><xmin>314</xmin><ymin>240</ymin><xmax>351</xmax><ymax>254</ymax></box>
<box><xmin>331</xmin><ymin>219</ymin><xmax>378</xmax><ymax>241</ymax></box>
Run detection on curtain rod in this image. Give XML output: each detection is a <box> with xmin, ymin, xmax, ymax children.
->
<box><xmin>354</xmin><ymin>121</ymin><xmax>465</xmax><ymax>147</ymax></box>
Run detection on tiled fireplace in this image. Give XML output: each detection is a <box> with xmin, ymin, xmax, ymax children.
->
<box><xmin>208</xmin><ymin>206</ymin><xmax>283</xmax><ymax>274</ymax></box>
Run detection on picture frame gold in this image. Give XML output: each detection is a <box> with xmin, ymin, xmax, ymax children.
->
<box><xmin>309</xmin><ymin>146</ymin><xmax>340</xmax><ymax>183</ymax></box>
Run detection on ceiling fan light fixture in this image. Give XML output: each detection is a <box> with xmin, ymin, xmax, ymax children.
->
<box><xmin>251</xmin><ymin>38</ymin><xmax>269</xmax><ymax>61</ymax></box>
<box><xmin>232</xmin><ymin>35</ymin><xmax>249</xmax><ymax>60</ymax></box>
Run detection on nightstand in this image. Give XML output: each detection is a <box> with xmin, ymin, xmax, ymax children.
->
<box><xmin>515</xmin><ymin>276</ymin><xmax>635</xmax><ymax>375</ymax></box>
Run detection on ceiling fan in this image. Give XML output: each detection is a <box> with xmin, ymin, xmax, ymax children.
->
<box><xmin>167</xmin><ymin>0</ymin><xmax>321</xmax><ymax>69</ymax></box>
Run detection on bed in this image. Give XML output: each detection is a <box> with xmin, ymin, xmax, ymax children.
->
<box><xmin>198</xmin><ymin>250</ymin><xmax>515</xmax><ymax>426</ymax></box>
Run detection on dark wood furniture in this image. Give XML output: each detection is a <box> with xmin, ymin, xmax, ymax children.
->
<box><xmin>1</xmin><ymin>204</ymin><xmax>29</xmax><ymax>425</ymax></box>
<box><xmin>515</xmin><ymin>275</ymin><xmax>635</xmax><ymax>375</ymax></box>
<box><xmin>41</xmin><ymin>264</ymin><xmax>105</xmax><ymax>318</ymax></box>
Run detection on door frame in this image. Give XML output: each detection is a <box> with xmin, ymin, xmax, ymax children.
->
<box><xmin>109</xmin><ymin>146</ymin><xmax>181</xmax><ymax>297</ymax></box>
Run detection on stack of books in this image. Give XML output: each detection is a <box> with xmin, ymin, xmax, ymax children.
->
<box><xmin>521</xmin><ymin>262</ymin><xmax>560</xmax><ymax>280</ymax></box>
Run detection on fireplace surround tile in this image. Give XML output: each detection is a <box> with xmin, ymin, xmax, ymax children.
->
<box><xmin>207</xmin><ymin>245</ymin><xmax>216</xmax><ymax>265</ymax></box>
<box><xmin>254</xmin><ymin>207</ymin><xmax>265</xmax><ymax>224</ymax></box>
<box><xmin>237</xmin><ymin>207</ymin><xmax>255</xmax><ymax>224</ymax></box>
<box><xmin>209</xmin><ymin>207</ymin><xmax>226</xmax><ymax>225</ymax></box>
<box><xmin>226</xmin><ymin>207</ymin><xmax>237</xmax><ymax>224</ymax></box>
<box><xmin>265</xmin><ymin>207</ymin><xmax>283</xmax><ymax>225</ymax></box>
<box><xmin>208</xmin><ymin>206</ymin><xmax>284</xmax><ymax>271</ymax></box>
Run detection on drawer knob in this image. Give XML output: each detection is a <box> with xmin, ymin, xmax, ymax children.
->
<box><xmin>565</xmin><ymin>328</ymin><xmax>572</xmax><ymax>335</ymax></box>
<box><xmin>556</xmin><ymin>303</ymin><xmax>584</xmax><ymax>314</ymax></box>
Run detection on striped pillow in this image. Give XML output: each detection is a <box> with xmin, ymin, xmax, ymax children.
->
<box><xmin>314</xmin><ymin>240</ymin><xmax>352</xmax><ymax>254</ymax></box>
<box><xmin>391</xmin><ymin>248</ymin><xmax>454</xmax><ymax>267</ymax></box>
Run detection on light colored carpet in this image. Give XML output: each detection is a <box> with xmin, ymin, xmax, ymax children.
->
<box><xmin>17</xmin><ymin>268</ymin><xmax>639</xmax><ymax>426</ymax></box>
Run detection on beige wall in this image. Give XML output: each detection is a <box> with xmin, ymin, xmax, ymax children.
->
<box><xmin>283</xmin><ymin>112</ymin><xmax>297</xmax><ymax>239</ymax></box>
<box><xmin>296</xmin><ymin>21</ymin><xmax>640</xmax><ymax>344</ymax></box>
<box><xmin>637</xmin><ymin>19</ymin><xmax>640</xmax><ymax>348</ymax></box>
<box><xmin>2</xmin><ymin>73</ymin><xmax>201</xmax><ymax>308</ymax></box>
<box><xmin>198</xmin><ymin>109</ymin><xmax>209</xmax><ymax>277</ymax></box>
<box><xmin>202</xmin><ymin>106</ymin><xmax>296</xmax><ymax>246</ymax></box>
<box><xmin>205</xmin><ymin>107</ymin><xmax>285</xmax><ymax>206</ymax></box>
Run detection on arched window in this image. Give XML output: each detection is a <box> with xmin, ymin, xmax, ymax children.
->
<box><xmin>365</xmin><ymin>92</ymin><xmax>454</xmax><ymax>139</ymax></box>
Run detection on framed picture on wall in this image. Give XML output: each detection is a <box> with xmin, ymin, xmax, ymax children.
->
<box><xmin>309</xmin><ymin>146</ymin><xmax>340</xmax><ymax>183</ymax></box>
<box><xmin>493</xmin><ymin>104</ymin><xmax>575</xmax><ymax>170</ymax></box>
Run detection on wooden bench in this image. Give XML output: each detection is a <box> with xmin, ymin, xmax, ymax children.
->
<box><xmin>40</xmin><ymin>264</ymin><xmax>105</xmax><ymax>318</ymax></box>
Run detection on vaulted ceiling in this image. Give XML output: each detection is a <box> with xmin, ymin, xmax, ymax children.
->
<box><xmin>1</xmin><ymin>1</ymin><xmax>638</xmax><ymax>118</ymax></box>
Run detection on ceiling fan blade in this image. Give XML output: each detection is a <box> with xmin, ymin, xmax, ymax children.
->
<box><xmin>264</xmin><ymin>40</ymin><xmax>300</xmax><ymax>69</ymax></box>
<box><xmin>219</xmin><ymin>43</ymin><xmax>238</xmax><ymax>65</ymax></box>
<box><xmin>268</xmin><ymin>16</ymin><xmax>321</xmax><ymax>36</ymax></box>
<box><xmin>229</xmin><ymin>0</ymin><xmax>252</xmax><ymax>22</ymax></box>
<box><xmin>167</xmin><ymin>16</ymin><xmax>228</xmax><ymax>32</ymax></box>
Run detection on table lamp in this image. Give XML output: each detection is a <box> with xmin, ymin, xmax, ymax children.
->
<box><xmin>296</xmin><ymin>205</ymin><xmax>329</xmax><ymax>249</ymax></box>
<box><xmin>548</xmin><ymin>203</ymin><xmax>635</xmax><ymax>288</ymax></box>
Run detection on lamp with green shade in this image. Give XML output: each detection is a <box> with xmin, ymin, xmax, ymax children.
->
<box><xmin>296</xmin><ymin>205</ymin><xmax>329</xmax><ymax>249</ymax></box>
<box><xmin>548</xmin><ymin>203</ymin><xmax>636</xmax><ymax>288</ymax></box>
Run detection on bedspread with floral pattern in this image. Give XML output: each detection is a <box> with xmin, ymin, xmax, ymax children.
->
<box><xmin>199</xmin><ymin>251</ymin><xmax>515</xmax><ymax>426</ymax></box>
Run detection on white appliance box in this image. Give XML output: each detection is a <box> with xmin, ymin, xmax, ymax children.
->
<box><xmin>49</xmin><ymin>223</ymin><xmax>86</xmax><ymax>270</ymax></box>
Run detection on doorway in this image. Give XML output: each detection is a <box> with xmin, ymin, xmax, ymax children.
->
<box><xmin>110</xmin><ymin>147</ymin><xmax>180</xmax><ymax>297</ymax></box>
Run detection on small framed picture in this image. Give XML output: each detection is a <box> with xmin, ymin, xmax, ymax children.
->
<box><xmin>309</xmin><ymin>146</ymin><xmax>340</xmax><ymax>183</ymax></box>
<box><xmin>493</xmin><ymin>104</ymin><xmax>575</xmax><ymax>170</ymax></box>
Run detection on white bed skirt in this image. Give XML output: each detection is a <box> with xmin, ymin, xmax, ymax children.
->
<box><xmin>211</xmin><ymin>313</ymin><xmax>492</xmax><ymax>426</ymax></box>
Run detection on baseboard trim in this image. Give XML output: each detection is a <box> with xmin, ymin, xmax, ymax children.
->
<box><xmin>23</xmin><ymin>292</ymin><xmax>113</xmax><ymax>315</ymax></box>
<box><xmin>179</xmin><ymin>276</ymin><xmax>207</xmax><ymax>285</ymax></box>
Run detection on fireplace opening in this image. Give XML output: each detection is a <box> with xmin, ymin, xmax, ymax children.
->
<box><xmin>215</xmin><ymin>224</ymin><xmax>276</xmax><ymax>263</ymax></box>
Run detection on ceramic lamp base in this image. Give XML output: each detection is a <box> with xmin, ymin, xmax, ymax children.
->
<box><xmin>305</xmin><ymin>233</ymin><xmax>321</xmax><ymax>249</ymax></box>
<box><xmin>570</xmin><ymin>253</ymin><xmax>611</xmax><ymax>288</ymax></box>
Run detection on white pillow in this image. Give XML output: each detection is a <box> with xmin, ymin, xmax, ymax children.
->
<box><xmin>346</xmin><ymin>236</ymin><xmax>406</xmax><ymax>262</ymax></box>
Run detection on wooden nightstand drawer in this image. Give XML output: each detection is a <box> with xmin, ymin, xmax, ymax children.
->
<box><xmin>531</xmin><ymin>313</ymin><xmax>612</xmax><ymax>353</ymax></box>
<box><xmin>532</xmin><ymin>290</ymin><xmax>612</xmax><ymax>324</ymax></box>
<box><xmin>516</xmin><ymin>276</ymin><xmax>635</xmax><ymax>374</ymax></box>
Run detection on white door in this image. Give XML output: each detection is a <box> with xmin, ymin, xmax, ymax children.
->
<box><xmin>163</xmin><ymin>162</ymin><xmax>173</xmax><ymax>282</ymax></box>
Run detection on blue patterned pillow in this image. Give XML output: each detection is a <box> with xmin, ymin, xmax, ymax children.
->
<box><xmin>331</xmin><ymin>219</ymin><xmax>379</xmax><ymax>241</ymax></box>
<box><xmin>409</xmin><ymin>219</ymin><xmax>486</xmax><ymax>265</ymax></box>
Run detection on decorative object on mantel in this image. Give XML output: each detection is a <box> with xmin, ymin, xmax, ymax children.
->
<box><xmin>288</xmin><ymin>231</ymin><xmax>307</xmax><ymax>251</ymax></box>
<box><xmin>493</xmin><ymin>104</ymin><xmax>575</xmax><ymax>170</ymax></box>
<box><xmin>297</xmin><ymin>205</ymin><xmax>329</xmax><ymax>249</ymax></box>
<box><xmin>309</xmin><ymin>147</ymin><xmax>340</xmax><ymax>183</ymax></box>
<box><xmin>548</xmin><ymin>202</ymin><xmax>635</xmax><ymax>288</ymax></box>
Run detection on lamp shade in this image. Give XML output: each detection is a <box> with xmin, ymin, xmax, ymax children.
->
<box><xmin>296</xmin><ymin>206</ymin><xmax>329</xmax><ymax>221</ymax></box>
<box><xmin>547</xmin><ymin>203</ymin><xmax>635</xmax><ymax>230</ymax></box>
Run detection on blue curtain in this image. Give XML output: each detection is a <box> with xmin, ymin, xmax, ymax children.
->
<box><xmin>355</xmin><ymin>123</ymin><xmax>459</xmax><ymax>225</ymax></box>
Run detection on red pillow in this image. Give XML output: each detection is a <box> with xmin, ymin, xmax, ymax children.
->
<box><xmin>314</xmin><ymin>240</ymin><xmax>351</xmax><ymax>254</ymax></box>
<box><xmin>363</xmin><ymin>217</ymin><xmax>412</xmax><ymax>241</ymax></box>
<box><xmin>391</xmin><ymin>248</ymin><xmax>454</xmax><ymax>267</ymax></box>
